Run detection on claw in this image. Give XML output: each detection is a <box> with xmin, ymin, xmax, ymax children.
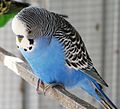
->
<box><xmin>36</xmin><ymin>80</ymin><xmax>64</xmax><ymax>95</ymax></box>
<box><xmin>43</xmin><ymin>83</ymin><xmax>64</xmax><ymax>95</ymax></box>
<box><xmin>36</xmin><ymin>79</ymin><xmax>45</xmax><ymax>94</ymax></box>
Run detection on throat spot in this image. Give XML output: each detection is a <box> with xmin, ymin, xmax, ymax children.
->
<box><xmin>23</xmin><ymin>45</ymin><xmax>34</xmax><ymax>52</ymax></box>
<box><xmin>16</xmin><ymin>37</ymin><xmax>35</xmax><ymax>52</ymax></box>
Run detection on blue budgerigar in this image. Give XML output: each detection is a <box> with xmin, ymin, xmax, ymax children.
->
<box><xmin>12</xmin><ymin>6</ymin><xmax>118</xmax><ymax>109</ymax></box>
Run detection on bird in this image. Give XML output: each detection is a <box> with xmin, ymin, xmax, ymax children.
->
<box><xmin>0</xmin><ymin>0</ymin><xmax>30</xmax><ymax>28</ymax></box>
<box><xmin>12</xmin><ymin>6</ymin><xmax>118</xmax><ymax>109</ymax></box>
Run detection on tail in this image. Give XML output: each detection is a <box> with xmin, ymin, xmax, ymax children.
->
<box><xmin>94</xmin><ymin>83</ymin><xmax>118</xmax><ymax>109</ymax></box>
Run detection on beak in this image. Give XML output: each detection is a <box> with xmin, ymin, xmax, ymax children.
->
<box><xmin>17</xmin><ymin>35</ymin><xmax>24</xmax><ymax>43</ymax></box>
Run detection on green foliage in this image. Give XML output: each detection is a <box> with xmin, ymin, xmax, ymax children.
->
<box><xmin>0</xmin><ymin>12</ymin><xmax>16</xmax><ymax>27</ymax></box>
<box><xmin>0</xmin><ymin>0</ymin><xmax>30</xmax><ymax>28</ymax></box>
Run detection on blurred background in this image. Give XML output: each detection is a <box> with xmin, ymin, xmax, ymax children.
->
<box><xmin>0</xmin><ymin>0</ymin><xmax>120</xmax><ymax>109</ymax></box>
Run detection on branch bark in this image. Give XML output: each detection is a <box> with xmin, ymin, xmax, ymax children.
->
<box><xmin>0</xmin><ymin>46</ymin><xmax>97</xmax><ymax>109</ymax></box>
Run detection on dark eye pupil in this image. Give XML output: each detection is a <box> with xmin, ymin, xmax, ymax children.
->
<box><xmin>28</xmin><ymin>30</ymin><xmax>32</xmax><ymax>34</ymax></box>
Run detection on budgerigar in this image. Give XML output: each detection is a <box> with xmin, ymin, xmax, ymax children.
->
<box><xmin>0</xmin><ymin>0</ymin><xmax>30</xmax><ymax>27</ymax></box>
<box><xmin>12</xmin><ymin>6</ymin><xmax>118</xmax><ymax>109</ymax></box>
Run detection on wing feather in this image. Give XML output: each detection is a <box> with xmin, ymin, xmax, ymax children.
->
<box><xmin>53</xmin><ymin>14</ymin><xmax>108</xmax><ymax>87</ymax></box>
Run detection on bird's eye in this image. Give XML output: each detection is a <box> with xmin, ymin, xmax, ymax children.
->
<box><xmin>28</xmin><ymin>30</ymin><xmax>32</xmax><ymax>34</ymax></box>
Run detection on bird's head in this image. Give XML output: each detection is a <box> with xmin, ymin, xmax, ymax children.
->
<box><xmin>12</xmin><ymin>6</ymin><xmax>50</xmax><ymax>51</ymax></box>
<box><xmin>12</xmin><ymin>14</ymin><xmax>35</xmax><ymax>52</ymax></box>
<box><xmin>12</xmin><ymin>7</ymin><xmax>42</xmax><ymax>39</ymax></box>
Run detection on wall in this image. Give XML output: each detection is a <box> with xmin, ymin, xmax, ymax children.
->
<box><xmin>0</xmin><ymin>0</ymin><xmax>119</xmax><ymax>109</ymax></box>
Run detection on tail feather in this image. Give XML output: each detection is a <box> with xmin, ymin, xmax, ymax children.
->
<box><xmin>94</xmin><ymin>83</ymin><xmax>118</xmax><ymax>109</ymax></box>
<box><xmin>100</xmin><ymin>99</ymin><xmax>112</xmax><ymax>109</ymax></box>
<box><xmin>99</xmin><ymin>90</ymin><xmax>118</xmax><ymax>109</ymax></box>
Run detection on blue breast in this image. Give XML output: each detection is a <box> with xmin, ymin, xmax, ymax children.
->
<box><xmin>19</xmin><ymin>36</ymin><xmax>88</xmax><ymax>88</ymax></box>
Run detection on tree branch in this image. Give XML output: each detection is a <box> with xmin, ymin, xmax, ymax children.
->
<box><xmin>0</xmin><ymin>46</ymin><xmax>97</xmax><ymax>109</ymax></box>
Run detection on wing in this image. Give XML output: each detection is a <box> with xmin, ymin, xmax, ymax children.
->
<box><xmin>53</xmin><ymin>17</ymin><xmax>108</xmax><ymax>87</ymax></box>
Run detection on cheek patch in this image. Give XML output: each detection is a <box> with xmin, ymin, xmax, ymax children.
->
<box><xmin>28</xmin><ymin>39</ymin><xmax>34</xmax><ymax>45</ymax></box>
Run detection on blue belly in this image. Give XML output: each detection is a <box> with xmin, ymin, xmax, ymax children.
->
<box><xmin>19</xmin><ymin>37</ymin><xmax>89</xmax><ymax>88</ymax></box>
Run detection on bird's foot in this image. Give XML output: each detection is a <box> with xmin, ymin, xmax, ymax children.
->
<box><xmin>36</xmin><ymin>79</ymin><xmax>45</xmax><ymax>94</ymax></box>
<box><xmin>43</xmin><ymin>83</ymin><xmax>64</xmax><ymax>95</ymax></box>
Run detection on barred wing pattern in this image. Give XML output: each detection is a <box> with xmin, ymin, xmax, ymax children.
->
<box><xmin>54</xmin><ymin>18</ymin><xmax>93</xmax><ymax>71</ymax></box>
<box><xmin>53</xmin><ymin>15</ymin><xmax>108</xmax><ymax>87</ymax></box>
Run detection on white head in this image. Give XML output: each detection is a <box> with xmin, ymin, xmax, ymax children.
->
<box><xmin>12</xmin><ymin>15</ymin><xmax>28</xmax><ymax>37</ymax></box>
<box><xmin>12</xmin><ymin>6</ymin><xmax>53</xmax><ymax>52</ymax></box>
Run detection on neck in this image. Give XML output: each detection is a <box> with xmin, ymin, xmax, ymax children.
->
<box><xmin>19</xmin><ymin>36</ymin><xmax>66</xmax><ymax>80</ymax></box>
<box><xmin>19</xmin><ymin>35</ymin><xmax>65</xmax><ymax>64</ymax></box>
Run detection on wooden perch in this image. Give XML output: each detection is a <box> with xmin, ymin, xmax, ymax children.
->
<box><xmin>0</xmin><ymin>46</ymin><xmax>97</xmax><ymax>109</ymax></box>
